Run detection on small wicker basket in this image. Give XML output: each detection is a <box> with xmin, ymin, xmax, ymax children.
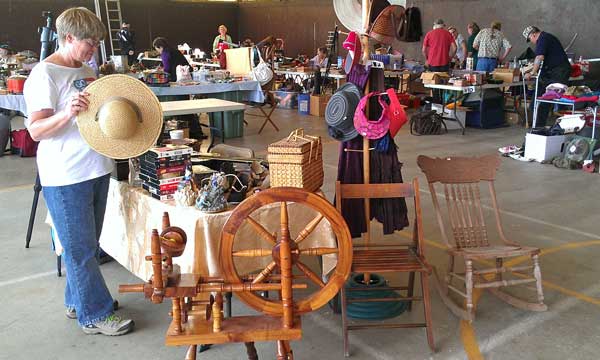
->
<box><xmin>267</xmin><ymin>129</ymin><xmax>323</xmax><ymax>192</ymax></box>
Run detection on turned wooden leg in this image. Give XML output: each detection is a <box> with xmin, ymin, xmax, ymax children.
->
<box><xmin>465</xmin><ymin>260</ymin><xmax>474</xmax><ymax>318</ymax></box>
<box><xmin>277</xmin><ymin>340</ymin><xmax>293</xmax><ymax>360</ymax></box>
<box><xmin>244</xmin><ymin>342</ymin><xmax>258</xmax><ymax>360</ymax></box>
<box><xmin>532</xmin><ymin>254</ymin><xmax>545</xmax><ymax>304</ymax></box>
<box><xmin>185</xmin><ymin>345</ymin><xmax>197</xmax><ymax>360</ymax></box>
<box><xmin>407</xmin><ymin>271</ymin><xmax>416</xmax><ymax>311</ymax></box>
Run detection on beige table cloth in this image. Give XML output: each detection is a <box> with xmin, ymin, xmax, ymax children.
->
<box><xmin>99</xmin><ymin>180</ymin><xmax>338</xmax><ymax>281</ymax></box>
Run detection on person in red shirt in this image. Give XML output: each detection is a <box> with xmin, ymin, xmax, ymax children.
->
<box><xmin>422</xmin><ymin>18</ymin><xmax>456</xmax><ymax>72</ymax></box>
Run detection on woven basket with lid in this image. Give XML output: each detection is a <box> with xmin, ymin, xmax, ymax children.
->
<box><xmin>267</xmin><ymin>129</ymin><xmax>323</xmax><ymax>193</ymax></box>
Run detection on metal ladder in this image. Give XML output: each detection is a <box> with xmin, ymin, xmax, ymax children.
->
<box><xmin>104</xmin><ymin>0</ymin><xmax>123</xmax><ymax>56</ymax></box>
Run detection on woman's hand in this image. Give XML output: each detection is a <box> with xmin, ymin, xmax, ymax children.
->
<box><xmin>65</xmin><ymin>92</ymin><xmax>90</xmax><ymax>118</ymax></box>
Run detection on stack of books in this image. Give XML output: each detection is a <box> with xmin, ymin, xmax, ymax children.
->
<box><xmin>139</xmin><ymin>145</ymin><xmax>193</xmax><ymax>201</ymax></box>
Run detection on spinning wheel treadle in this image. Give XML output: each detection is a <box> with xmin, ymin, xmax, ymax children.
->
<box><xmin>221</xmin><ymin>187</ymin><xmax>353</xmax><ymax>316</ymax></box>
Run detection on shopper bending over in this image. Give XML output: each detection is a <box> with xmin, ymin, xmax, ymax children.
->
<box><xmin>472</xmin><ymin>21</ymin><xmax>512</xmax><ymax>72</ymax></box>
<box><xmin>23</xmin><ymin>7</ymin><xmax>133</xmax><ymax>336</ymax></box>
<box><xmin>523</xmin><ymin>25</ymin><xmax>571</xmax><ymax>127</ymax></box>
<box><xmin>153</xmin><ymin>36</ymin><xmax>191</xmax><ymax>82</ymax></box>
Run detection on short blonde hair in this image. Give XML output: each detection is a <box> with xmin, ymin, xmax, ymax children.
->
<box><xmin>56</xmin><ymin>7</ymin><xmax>106</xmax><ymax>45</ymax></box>
<box><xmin>218</xmin><ymin>25</ymin><xmax>227</xmax><ymax>32</ymax></box>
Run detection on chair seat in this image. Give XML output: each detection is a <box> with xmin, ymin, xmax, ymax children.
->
<box><xmin>352</xmin><ymin>249</ymin><xmax>430</xmax><ymax>274</ymax></box>
<box><xmin>452</xmin><ymin>245</ymin><xmax>540</xmax><ymax>259</ymax></box>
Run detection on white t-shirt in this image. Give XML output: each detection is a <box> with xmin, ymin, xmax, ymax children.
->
<box><xmin>23</xmin><ymin>62</ymin><xmax>114</xmax><ymax>187</ymax></box>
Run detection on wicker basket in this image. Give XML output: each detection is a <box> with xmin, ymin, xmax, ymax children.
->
<box><xmin>268</xmin><ymin>129</ymin><xmax>323</xmax><ymax>192</ymax></box>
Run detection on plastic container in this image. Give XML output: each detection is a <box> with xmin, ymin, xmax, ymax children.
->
<box><xmin>297</xmin><ymin>93</ymin><xmax>310</xmax><ymax>115</ymax></box>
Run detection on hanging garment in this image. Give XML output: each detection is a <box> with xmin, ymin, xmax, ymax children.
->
<box><xmin>401</xmin><ymin>7</ymin><xmax>423</xmax><ymax>42</ymax></box>
<box><xmin>336</xmin><ymin>136</ymin><xmax>409</xmax><ymax>238</ymax></box>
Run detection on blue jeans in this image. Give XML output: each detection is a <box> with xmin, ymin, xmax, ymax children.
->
<box><xmin>43</xmin><ymin>174</ymin><xmax>114</xmax><ymax>326</ymax></box>
<box><xmin>476</xmin><ymin>57</ymin><xmax>497</xmax><ymax>72</ymax></box>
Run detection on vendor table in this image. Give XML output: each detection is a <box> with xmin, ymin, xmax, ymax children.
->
<box><xmin>149</xmin><ymin>80</ymin><xmax>264</xmax><ymax>103</ymax></box>
<box><xmin>0</xmin><ymin>94</ymin><xmax>27</xmax><ymax>114</ymax></box>
<box><xmin>274</xmin><ymin>69</ymin><xmax>346</xmax><ymax>88</ymax></box>
<box><xmin>98</xmin><ymin>180</ymin><xmax>339</xmax><ymax>282</ymax></box>
<box><xmin>425</xmin><ymin>81</ymin><xmax>533</xmax><ymax>134</ymax></box>
<box><xmin>161</xmin><ymin>98</ymin><xmax>246</xmax><ymax>143</ymax></box>
<box><xmin>140</xmin><ymin>57</ymin><xmax>220</xmax><ymax>69</ymax></box>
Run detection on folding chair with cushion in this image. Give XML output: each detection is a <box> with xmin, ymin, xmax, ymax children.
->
<box><xmin>244</xmin><ymin>79</ymin><xmax>280</xmax><ymax>134</ymax></box>
<box><xmin>335</xmin><ymin>179</ymin><xmax>435</xmax><ymax>357</ymax></box>
<box><xmin>417</xmin><ymin>154</ymin><xmax>547</xmax><ymax>322</ymax></box>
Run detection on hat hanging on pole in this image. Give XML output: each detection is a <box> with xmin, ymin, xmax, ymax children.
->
<box><xmin>77</xmin><ymin>74</ymin><xmax>163</xmax><ymax>159</ymax></box>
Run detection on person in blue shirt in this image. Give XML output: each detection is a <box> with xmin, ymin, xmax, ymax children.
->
<box><xmin>523</xmin><ymin>26</ymin><xmax>571</xmax><ymax>127</ymax></box>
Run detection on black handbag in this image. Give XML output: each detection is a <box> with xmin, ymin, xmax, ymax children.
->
<box><xmin>409</xmin><ymin>110</ymin><xmax>448</xmax><ymax>135</ymax></box>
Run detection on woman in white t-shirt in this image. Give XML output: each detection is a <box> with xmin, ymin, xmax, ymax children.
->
<box><xmin>23</xmin><ymin>7</ymin><xmax>133</xmax><ymax>336</ymax></box>
<box><xmin>448</xmin><ymin>26</ymin><xmax>467</xmax><ymax>68</ymax></box>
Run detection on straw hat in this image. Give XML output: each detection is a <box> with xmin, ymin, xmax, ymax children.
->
<box><xmin>77</xmin><ymin>74</ymin><xmax>163</xmax><ymax>159</ymax></box>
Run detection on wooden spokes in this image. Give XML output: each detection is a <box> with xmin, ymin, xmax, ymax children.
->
<box><xmin>294</xmin><ymin>214</ymin><xmax>324</xmax><ymax>244</ymax></box>
<box><xmin>220</xmin><ymin>187</ymin><xmax>353</xmax><ymax>316</ymax></box>
<box><xmin>246</xmin><ymin>216</ymin><xmax>277</xmax><ymax>245</ymax></box>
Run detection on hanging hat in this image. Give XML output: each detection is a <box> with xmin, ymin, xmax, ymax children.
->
<box><xmin>369</xmin><ymin>5</ymin><xmax>405</xmax><ymax>45</ymax></box>
<box><xmin>343</xmin><ymin>31</ymin><xmax>362</xmax><ymax>74</ymax></box>
<box><xmin>325</xmin><ymin>83</ymin><xmax>361</xmax><ymax>142</ymax></box>
<box><xmin>353</xmin><ymin>92</ymin><xmax>390</xmax><ymax>140</ymax></box>
<box><xmin>77</xmin><ymin>74</ymin><xmax>163</xmax><ymax>159</ymax></box>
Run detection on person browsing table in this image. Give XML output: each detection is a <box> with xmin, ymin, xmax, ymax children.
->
<box><xmin>23</xmin><ymin>7</ymin><xmax>134</xmax><ymax>336</ymax></box>
<box><xmin>153</xmin><ymin>36</ymin><xmax>191</xmax><ymax>82</ymax></box>
<box><xmin>523</xmin><ymin>25</ymin><xmax>571</xmax><ymax>127</ymax></box>
<box><xmin>422</xmin><ymin>18</ymin><xmax>456</xmax><ymax>72</ymax></box>
<box><xmin>472</xmin><ymin>21</ymin><xmax>512</xmax><ymax>72</ymax></box>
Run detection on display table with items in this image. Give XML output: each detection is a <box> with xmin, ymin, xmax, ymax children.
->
<box><xmin>99</xmin><ymin>179</ymin><xmax>339</xmax><ymax>281</ymax></box>
<box><xmin>425</xmin><ymin>80</ymin><xmax>533</xmax><ymax>134</ymax></box>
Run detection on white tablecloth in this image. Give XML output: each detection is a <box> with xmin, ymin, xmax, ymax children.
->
<box><xmin>95</xmin><ymin>180</ymin><xmax>337</xmax><ymax>280</ymax></box>
<box><xmin>0</xmin><ymin>94</ymin><xmax>27</xmax><ymax>114</ymax></box>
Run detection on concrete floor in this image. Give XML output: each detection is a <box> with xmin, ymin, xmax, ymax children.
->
<box><xmin>2</xmin><ymin>109</ymin><xmax>600</xmax><ymax>360</ymax></box>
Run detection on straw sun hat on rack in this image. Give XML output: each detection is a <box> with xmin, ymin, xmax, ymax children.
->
<box><xmin>77</xmin><ymin>74</ymin><xmax>163</xmax><ymax>159</ymax></box>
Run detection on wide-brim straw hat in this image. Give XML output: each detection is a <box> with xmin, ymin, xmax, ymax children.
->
<box><xmin>77</xmin><ymin>74</ymin><xmax>163</xmax><ymax>159</ymax></box>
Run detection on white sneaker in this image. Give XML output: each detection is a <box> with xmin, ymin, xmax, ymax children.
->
<box><xmin>81</xmin><ymin>314</ymin><xmax>134</xmax><ymax>336</ymax></box>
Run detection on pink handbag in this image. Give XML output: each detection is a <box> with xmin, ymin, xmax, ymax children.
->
<box><xmin>353</xmin><ymin>92</ymin><xmax>391</xmax><ymax>140</ymax></box>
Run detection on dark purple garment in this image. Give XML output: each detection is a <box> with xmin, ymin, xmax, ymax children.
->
<box><xmin>347</xmin><ymin>64</ymin><xmax>371</xmax><ymax>92</ymax></box>
<box><xmin>336</xmin><ymin>136</ymin><xmax>409</xmax><ymax>238</ymax></box>
<box><xmin>160</xmin><ymin>48</ymin><xmax>190</xmax><ymax>82</ymax></box>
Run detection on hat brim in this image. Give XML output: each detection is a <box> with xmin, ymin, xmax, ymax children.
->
<box><xmin>77</xmin><ymin>74</ymin><xmax>163</xmax><ymax>159</ymax></box>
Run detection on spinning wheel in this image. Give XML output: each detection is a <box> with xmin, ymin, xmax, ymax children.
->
<box><xmin>221</xmin><ymin>187</ymin><xmax>353</xmax><ymax>316</ymax></box>
<box><xmin>119</xmin><ymin>187</ymin><xmax>353</xmax><ymax>360</ymax></box>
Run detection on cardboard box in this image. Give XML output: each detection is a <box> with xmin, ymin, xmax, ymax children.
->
<box><xmin>524</xmin><ymin>133</ymin><xmax>571</xmax><ymax>162</ymax></box>
<box><xmin>310</xmin><ymin>94</ymin><xmax>331</xmax><ymax>117</ymax></box>
<box><xmin>493</xmin><ymin>68</ymin><xmax>521</xmax><ymax>84</ymax></box>
<box><xmin>420</xmin><ymin>72</ymin><xmax>450</xmax><ymax>85</ymax></box>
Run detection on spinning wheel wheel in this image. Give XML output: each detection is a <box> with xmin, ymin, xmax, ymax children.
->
<box><xmin>220</xmin><ymin>187</ymin><xmax>353</xmax><ymax>316</ymax></box>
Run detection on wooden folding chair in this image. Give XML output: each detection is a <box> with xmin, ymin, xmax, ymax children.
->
<box><xmin>335</xmin><ymin>179</ymin><xmax>435</xmax><ymax>357</ymax></box>
<box><xmin>417</xmin><ymin>154</ymin><xmax>547</xmax><ymax>322</ymax></box>
<box><xmin>244</xmin><ymin>80</ymin><xmax>280</xmax><ymax>134</ymax></box>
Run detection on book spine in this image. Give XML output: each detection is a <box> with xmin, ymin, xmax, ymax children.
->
<box><xmin>139</xmin><ymin>173</ymin><xmax>184</xmax><ymax>186</ymax></box>
<box><xmin>142</xmin><ymin>183</ymin><xmax>177</xmax><ymax>196</ymax></box>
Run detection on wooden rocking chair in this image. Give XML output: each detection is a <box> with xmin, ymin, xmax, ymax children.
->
<box><xmin>417</xmin><ymin>154</ymin><xmax>547</xmax><ymax>322</ymax></box>
<box><xmin>335</xmin><ymin>179</ymin><xmax>435</xmax><ymax>356</ymax></box>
